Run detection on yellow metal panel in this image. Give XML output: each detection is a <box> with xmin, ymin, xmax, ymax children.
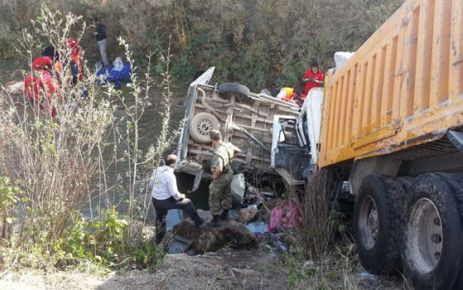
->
<box><xmin>414</xmin><ymin>0</ymin><xmax>434</xmax><ymax>113</ymax></box>
<box><xmin>334</xmin><ymin>76</ymin><xmax>345</xmax><ymax>147</ymax></box>
<box><xmin>371</xmin><ymin>47</ymin><xmax>386</xmax><ymax>131</ymax></box>
<box><xmin>430</xmin><ymin>0</ymin><xmax>451</xmax><ymax>108</ymax></box>
<box><xmin>449</xmin><ymin>0</ymin><xmax>463</xmax><ymax>104</ymax></box>
<box><xmin>319</xmin><ymin>0</ymin><xmax>463</xmax><ymax>168</ymax></box>
<box><xmin>345</xmin><ymin>66</ymin><xmax>357</xmax><ymax>143</ymax></box>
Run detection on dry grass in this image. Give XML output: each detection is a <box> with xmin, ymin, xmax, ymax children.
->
<box><xmin>0</xmin><ymin>5</ymin><xmax>180</xmax><ymax>270</ymax></box>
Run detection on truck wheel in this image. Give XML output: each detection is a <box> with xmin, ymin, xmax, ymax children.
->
<box><xmin>354</xmin><ymin>175</ymin><xmax>405</xmax><ymax>274</ymax></box>
<box><xmin>218</xmin><ymin>83</ymin><xmax>250</xmax><ymax>101</ymax></box>
<box><xmin>403</xmin><ymin>173</ymin><xmax>463</xmax><ymax>290</ymax></box>
<box><xmin>189</xmin><ymin>112</ymin><xmax>220</xmax><ymax>143</ymax></box>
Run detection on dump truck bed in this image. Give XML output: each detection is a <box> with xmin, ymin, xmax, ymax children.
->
<box><xmin>177</xmin><ymin>68</ymin><xmax>300</xmax><ymax>177</ymax></box>
<box><xmin>319</xmin><ymin>0</ymin><xmax>463</xmax><ymax>168</ymax></box>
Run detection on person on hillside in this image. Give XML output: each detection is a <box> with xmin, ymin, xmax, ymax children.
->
<box><xmin>207</xmin><ymin>130</ymin><xmax>241</xmax><ymax>227</ymax></box>
<box><xmin>302</xmin><ymin>61</ymin><xmax>324</xmax><ymax>97</ymax></box>
<box><xmin>150</xmin><ymin>154</ymin><xmax>204</xmax><ymax>244</ymax></box>
<box><xmin>67</xmin><ymin>37</ymin><xmax>84</xmax><ymax>84</ymax></box>
<box><xmin>92</xmin><ymin>16</ymin><xmax>109</xmax><ymax>67</ymax></box>
<box><xmin>276</xmin><ymin>87</ymin><xmax>304</xmax><ymax>106</ymax></box>
<box><xmin>24</xmin><ymin>56</ymin><xmax>60</xmax><ymax>117</ymax></box>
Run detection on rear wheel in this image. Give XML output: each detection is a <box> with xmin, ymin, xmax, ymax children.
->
<box><xmin>403</xmin><ymin>173</ymin><xmax>463</xmax><ymax>289</ymax></box>
<box><xmin>354</xmin><ymin>175</ymin><xmax>405</xmax><ymax>274</ymax></box>
<box><xmin>189</xmin><ymin>112</ymin><xmax>220</xmax><ymax>143</ymax></box>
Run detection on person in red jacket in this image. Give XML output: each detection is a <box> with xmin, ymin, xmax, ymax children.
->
<box><xmin>24</xmin><ymin>56</ymin><xmax>60</xmax><ymax>117</ymax></box>
<box><xmin>67</xmin><ymin>37</ymin><xmax>83</xmax><ymax>84</ymax></box>
<box><xmin>302</xmin><ymin>61</ymin><xmax>324</xmax><ymax>97</ymax></box>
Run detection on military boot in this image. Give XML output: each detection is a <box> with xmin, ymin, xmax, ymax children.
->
<box><xmin>219</xmin><ymin>209</ymin><xmax>230</xmax><ymax>221</ymax></box>
<box><xmin>206</xmin><ymin>215</ymin><xmax>221</xmax><ymax>227</ymax></box>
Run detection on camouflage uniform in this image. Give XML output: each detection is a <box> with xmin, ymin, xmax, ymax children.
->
<box><xmin>209</xmin><ymin>142</ymin><xmax>239</xmax><ymax>216</ymax></box>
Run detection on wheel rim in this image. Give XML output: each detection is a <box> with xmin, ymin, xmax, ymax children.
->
<box><xmin>197</xmin><ymin>119</ymin><xmax>213</xmax><ymax>137</ymax></box>
<box><xmin>359</xmin><ymin>195</ymin><xmax>379</xmax><ymax>250</ymax></box>
<box><xmin>406</xmin><ymin>198</ymin><xmax>443</xmax><ymax>274</ymax></box>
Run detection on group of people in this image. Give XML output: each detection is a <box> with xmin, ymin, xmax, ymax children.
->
<box><xmin>275</xmin><ymin>60</ymin><xmax>324</xmax><ymax>106</ymax></box>
<box><xmin>23</xmin><ymin>17</ymin><xmax>108</xmax><ymax>116</ymax></box>
<box><xmin>150</xmin><ymin>129</ymin><xmax>240</xmax><ymax>244</ymax></box>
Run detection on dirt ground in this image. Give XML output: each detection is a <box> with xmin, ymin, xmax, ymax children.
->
<box><xmin>0</xmin><ymin>249</ymin><xmax>287</xmax><ymax>290</ymax></box>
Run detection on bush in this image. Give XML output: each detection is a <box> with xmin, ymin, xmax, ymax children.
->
<box><xmin>0</xmin><ymin>5</ymin><xmax>177</xmax><ymax>270</ymax></box>
<box><xmin>0</xmin><ymin>0</ymin><xmax>403</xmax><ymax>90</ymax></box>
<box><xmin>53</xmin><ymin>208</ymin><xmax>164</xmax><ymax>268</ymax></box>
<box><xmin>0</xmin><ymin>177</ymin><xmax>21</xmax><ymax>245</ymax></box>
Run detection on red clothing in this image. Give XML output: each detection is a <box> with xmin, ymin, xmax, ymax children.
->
<box><xmin>303</xmin><ymin>69</ymin><xmax>324</xmax><ymax>96</ymax></box>
<box><xmin>31</xmin><ymin>56</ymin><xmax>53</xmax><ymax>71</ymax></box>
<box><xmin>25</xmin><ymin>57</ymin><xmax>61</xmax><ymax>117</ymax></box>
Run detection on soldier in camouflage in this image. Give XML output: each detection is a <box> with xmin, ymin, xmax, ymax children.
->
<box><xmin>207</xmin><ymin>129</ymin><xmax>241</xmax><ymax>227</ymax></box>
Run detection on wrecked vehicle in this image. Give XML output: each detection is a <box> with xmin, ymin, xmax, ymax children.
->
<box><xmin>176</xmin><ymin>67</ymin><xmax>300</xmax><ymax>192</ymax></box>
<box><xmin>273</xmin><ymin>0</ymin><xmax>463</xmax><ymax>288</ymax></box>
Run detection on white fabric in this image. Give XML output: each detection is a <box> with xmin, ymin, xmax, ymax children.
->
<box><xmin>150</xmin><ymin>165</ymin><xmax>182</xmax><ymax>200</ymax></box>
<box><xmin>276</xmin><ymin>89</ymin><xmax>287</xmax><ymax>100</ymax></box>
<box><xmin>113</xmin><ymin>57</ymin><xmax>124</xmax><ymax>71</ymax></box>
<box><xmin>334</xmin><ymin>51</ymin><xmax>354</xmax><ymax>71</ymax></box>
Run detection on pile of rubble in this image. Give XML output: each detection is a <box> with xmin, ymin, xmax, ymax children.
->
<box><xmin>162</xmin><ymin>176</ymin><xmax>303</xmax><ymax>256</ymax></box>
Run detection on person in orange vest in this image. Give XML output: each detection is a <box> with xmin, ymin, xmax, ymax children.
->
<box><xmin>276</xmin><ymin>87</ymin><xmax>303</xmax><ymax>106</ymax></box>
<box><xmin>302</xmin><ymin>61</ymin><xmax>324</xmax><ymax>97</ymax></box>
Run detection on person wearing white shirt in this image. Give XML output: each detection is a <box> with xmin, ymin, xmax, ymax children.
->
<box><xmin>150</xmin><ymin>154</ymin><xmax>203</xmax><ymax>243</ymax></box>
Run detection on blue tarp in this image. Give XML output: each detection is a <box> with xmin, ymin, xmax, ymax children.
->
<box><xmin>96</xmin><ymin>63</ymin><xmax>131</xmax><ymax>88</ymax></box>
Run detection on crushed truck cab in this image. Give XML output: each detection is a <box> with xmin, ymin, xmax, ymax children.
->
<box><xmin>270</xmin><ymin>88</ymin><xmax>324</xmax><ymax>185</ymax></box>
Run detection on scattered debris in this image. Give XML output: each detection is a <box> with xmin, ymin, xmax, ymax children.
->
<box><xmin>268</xmin><ymin>199</ymin><xmax>302</xmax><ymax>233</ymax></box>
<box><xmin>246</xmin><ymin>220</ymin><xmax>267</xmax><ymax>235</ymax></box>
<box><xmin>239</xmin><ymin>204</ymin><xmax>258</xmax><ymax>224</ymax></box>
<box><xmin>167</xmin><ymin>235</ymin><xmax>193</xmax><ymax>254</ymax></box>
<box><xmin>230</xmin><ymin>173</ymin><xmax>246</xmax><ymax>204</ymax></box>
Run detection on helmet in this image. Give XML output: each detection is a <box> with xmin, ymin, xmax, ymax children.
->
<box><xmin>67</xmin><ymin>37</ymin><xmax>78</xmax><ymax>49</ymax></box>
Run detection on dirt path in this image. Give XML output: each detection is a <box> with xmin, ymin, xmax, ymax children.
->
<box><xmin>0</xmin><ymin>249</ymin><xmax>286</xmax><ymax>290</ymax></box>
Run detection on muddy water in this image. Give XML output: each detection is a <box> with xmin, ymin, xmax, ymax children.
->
<box><xmin>86</xmin><ymin>89</ymin><xmax>211</xmax><ymax>220</ymax></box>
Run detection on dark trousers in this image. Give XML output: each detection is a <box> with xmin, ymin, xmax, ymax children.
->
<box><xmin>152</xmin><ymin>197</ymin><xmax>201</xmax><ymax>244</ymax></box>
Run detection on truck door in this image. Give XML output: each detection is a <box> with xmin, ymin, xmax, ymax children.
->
<box><xmin>271</xmin><ymin>116</ymin><xmax>311</xmax><ymax>185</ymax></box>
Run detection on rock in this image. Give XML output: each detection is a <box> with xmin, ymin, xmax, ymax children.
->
<box><xmin>197</xmin><ymin>209</ymin><xmax>213</xmax><ymax>223</ymax></box>
<box><xmin>4</xmin><ymin>81</ymin><xmax>23</xmax><ymax>95</ymax></box>
<box><xmin>172</xmin><ymin>220</ymin><xmax>257</xmax><ymax>254</ymax></box>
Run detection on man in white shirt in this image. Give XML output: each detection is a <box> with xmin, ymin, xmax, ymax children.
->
<box><xmin>150</xmin><ymin>154</ymin><xmax>203</xmax><ymax>244</ymax></box>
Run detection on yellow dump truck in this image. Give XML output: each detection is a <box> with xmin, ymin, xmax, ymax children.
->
<box><xmin>272</xmin><ymin>0</ymin><xmax>463</xmax><ymax>288</ymax></box>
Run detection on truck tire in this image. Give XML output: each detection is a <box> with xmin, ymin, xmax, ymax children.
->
<box><xmin>402</xmin><ymin>173</ymin><xmax>463</xmax><ymax>290</ymax></box>
<box><xmin>218</xmin><ymin>83</ymin><xmax>250</xmax><ymax>101</ymax></box>
<box><xmin>354</xmin><ymin>175</ymin><xmax>405</xmax><ymax>274</ymax></box>
<box><xmin>189</xmin><ymin>112</ymin><xmax>220</xmax><ymax>143</ymax></box>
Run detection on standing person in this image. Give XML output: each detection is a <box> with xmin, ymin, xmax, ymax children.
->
<box><xmin>150</xmin><ymin>154</ymin><xmax>203</xmax><ymax>244</ymax></box>
<box><xmin>207</xmin><ymin>130</ymin><xmax>241</xmax><ymax>227</ymax></box>
<box><xmin>67</xmin><ymin>37</ymin><xmax>83</xmax><ymax>84</ymax></box>
<box><xmin>92</xmin><ymin>17</ymin><xmax>109</xmax><ymax>67</ymax></box>
<box><xmin>302</xmin><ymin>61</ymin><xmax>324</xmax><ymax>97</ymax></box>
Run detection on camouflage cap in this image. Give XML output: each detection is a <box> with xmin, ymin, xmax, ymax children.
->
<box><xmin>209</xmin><ymin>129</ymin><xmax>222</xmax><ymax>141</ymax></box>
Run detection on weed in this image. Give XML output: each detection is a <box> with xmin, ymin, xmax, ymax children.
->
<box><xmin>0</xmin><ymin>5</ymin><xmax>175</xmax><ymax>271</ymax></box>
